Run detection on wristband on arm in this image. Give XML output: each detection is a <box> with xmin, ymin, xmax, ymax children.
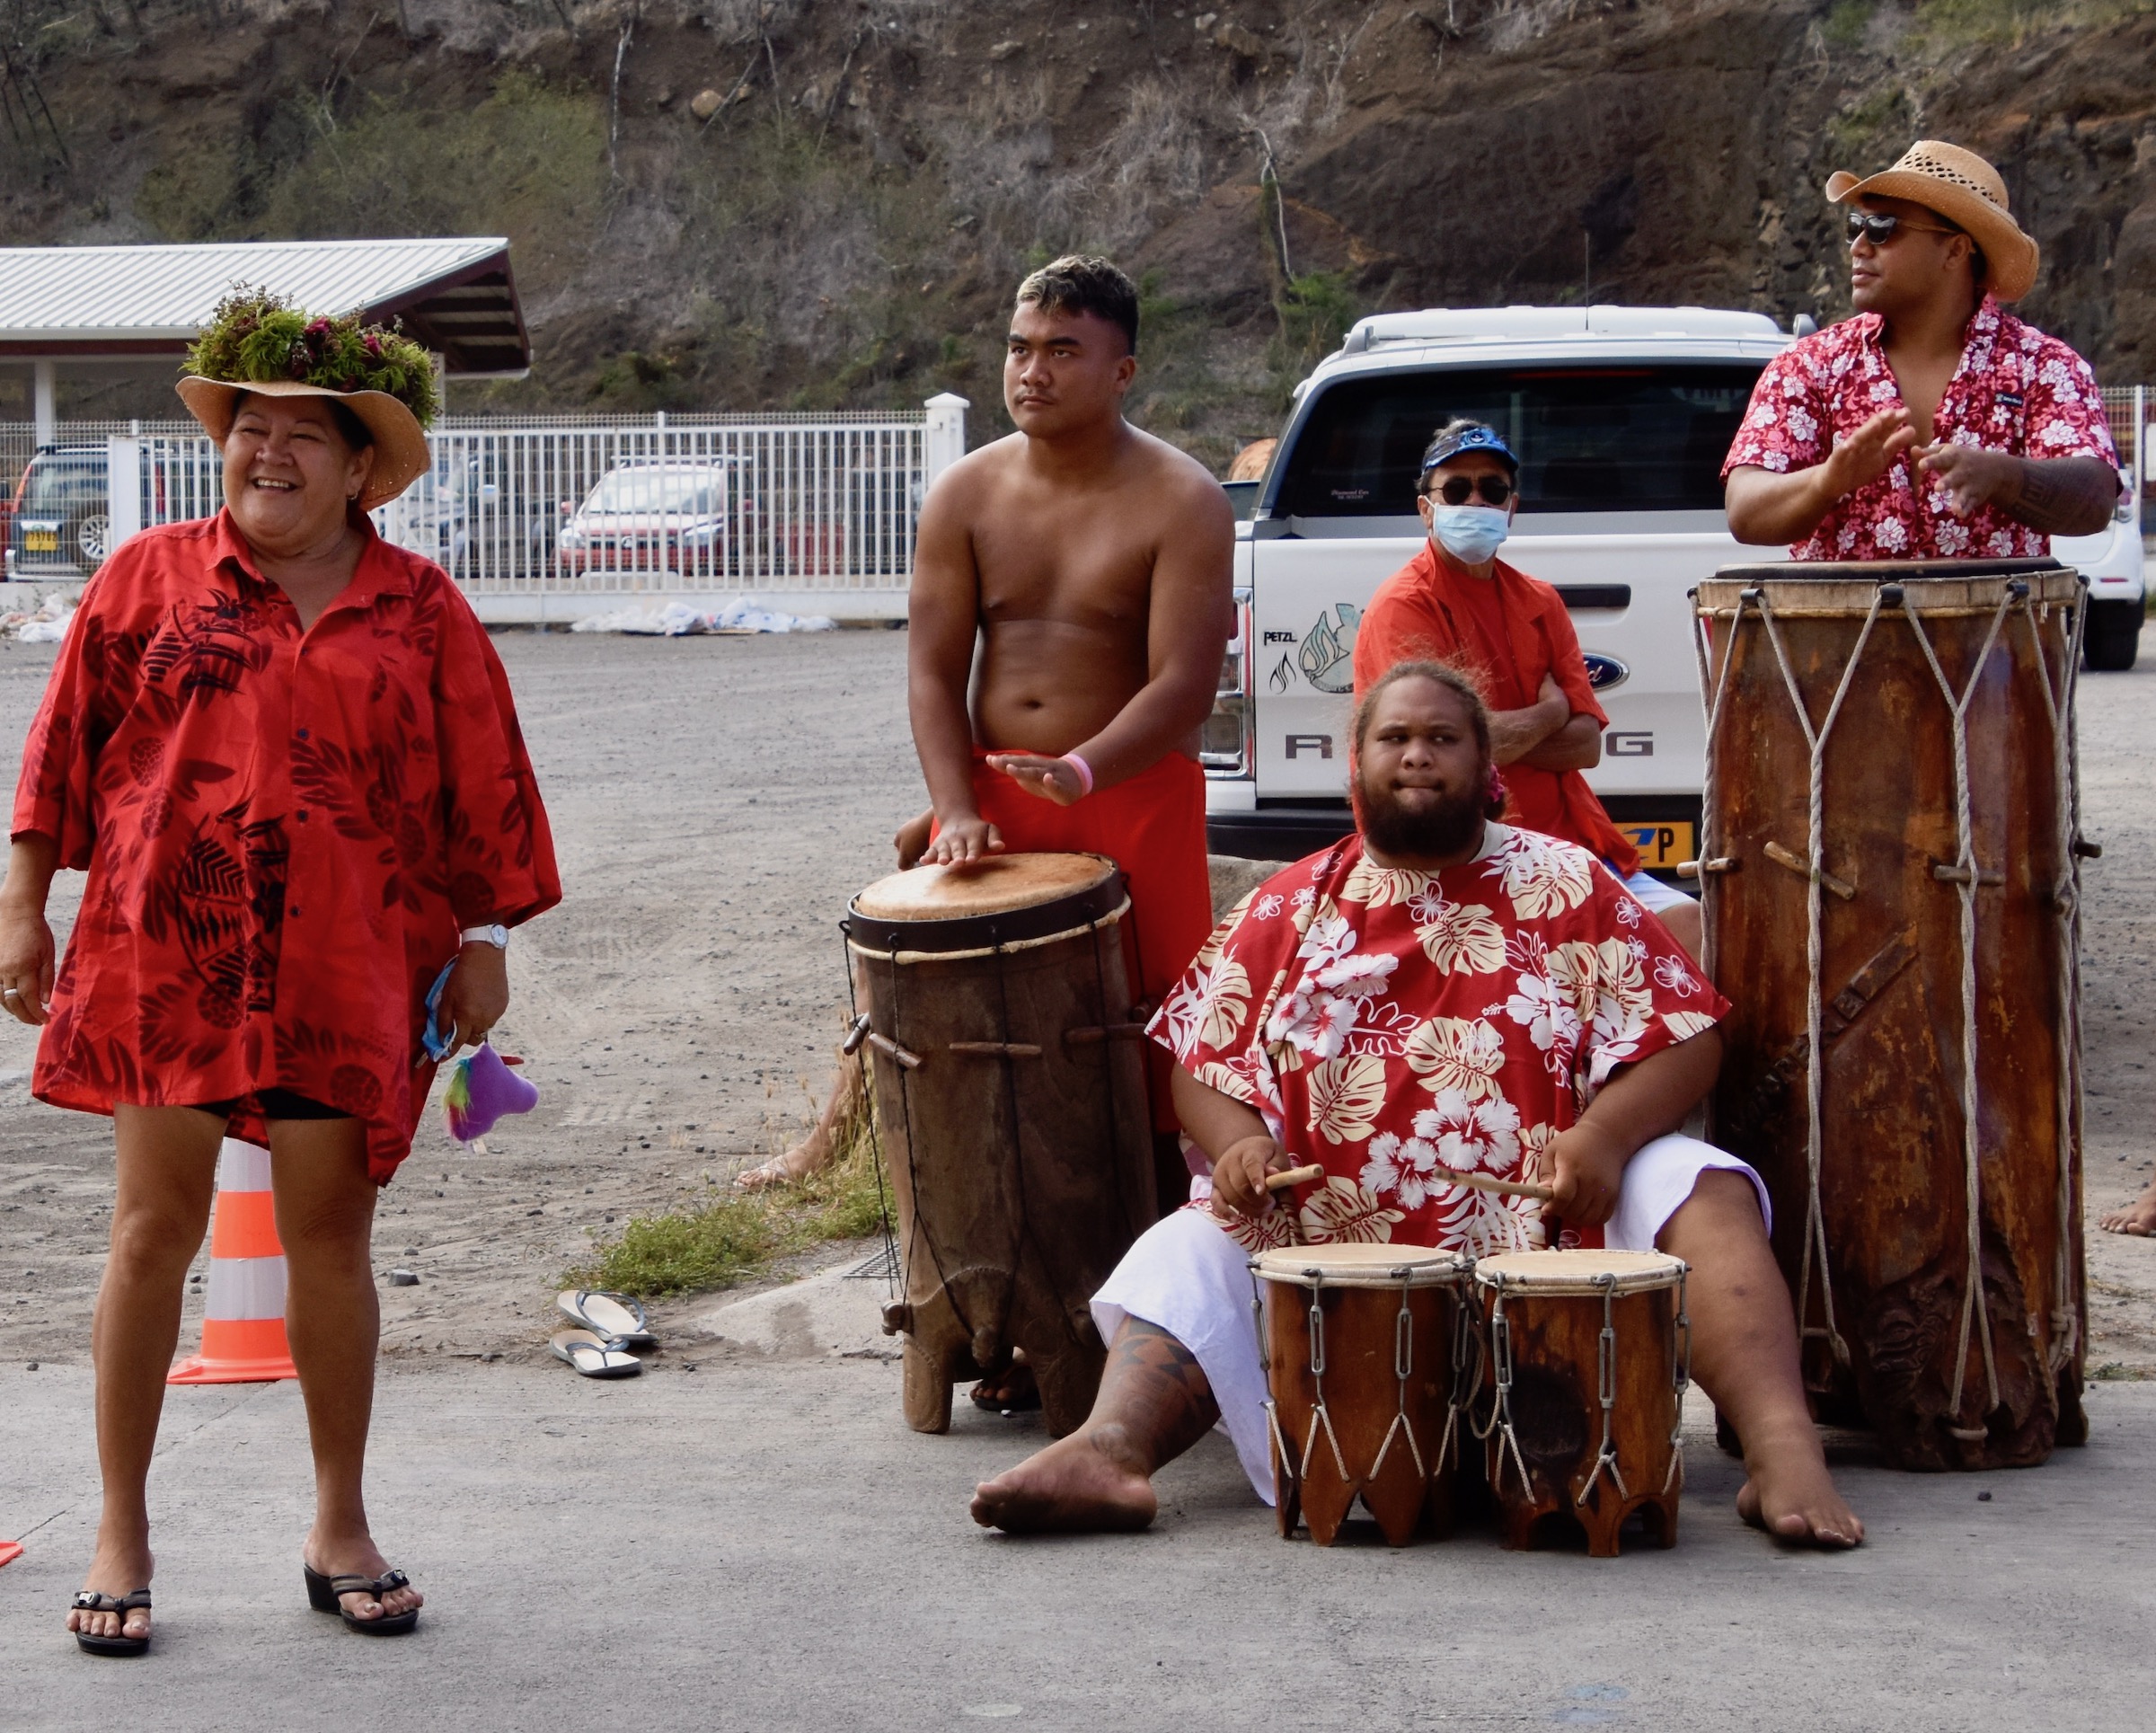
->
<box><xmin>1060</xmin><ymin>752</ymin><xmax>1094</xmax><ymax>798</ymax></box>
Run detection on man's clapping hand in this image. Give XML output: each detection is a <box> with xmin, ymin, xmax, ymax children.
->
<box><xmin>986</xmin><ymin>752</ymin><xmax>1087</xmax><ymax>807</ymax></box>
<box><xmin>1820</xmin><ymin>407</ymin><xmax>1922</xmax><ymax>500</ymax></box>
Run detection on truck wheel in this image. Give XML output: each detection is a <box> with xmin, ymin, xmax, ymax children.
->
<box><xmin>2084</xmin><ymin>598</ymin><xmax>2143</xmax><ymax>671</ymax></box>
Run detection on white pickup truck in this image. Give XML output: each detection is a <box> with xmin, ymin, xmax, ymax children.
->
<box><xmin>1203</xmin><ymin>305</ymin><xmax>2145</xmax><ymax>864</ymax></box>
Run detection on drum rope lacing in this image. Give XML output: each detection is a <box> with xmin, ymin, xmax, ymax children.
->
<box><xmin>1695</xmin><ymin>576</ymin><xmax>2086</xmax><ymax>1442</ymax></box>
<box><xmin>1575</xmin><ymin>1274</ymin><xmax>1631</xmax><ymax>1508</ymax></box>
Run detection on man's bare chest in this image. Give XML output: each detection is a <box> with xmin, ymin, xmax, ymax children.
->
<box><xmin>969</xmin><ymin>517</ymin><xmax>1161</xmax><ymax>623</ymax></box>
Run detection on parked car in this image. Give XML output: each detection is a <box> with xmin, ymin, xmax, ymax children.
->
<box><xmin>555</xmin><ymin>460</ymin><xmax>754</xmax><ymax>583</ymax></box>
<box><xmin>6</xmin><ymin>445</ymin><xmax>109</xmax><ymax>579</ymax></box>
<box><xmin>1205</xmin><ymin>305</ymin><xmax>2148</xmax><ymax>868</ymax></box>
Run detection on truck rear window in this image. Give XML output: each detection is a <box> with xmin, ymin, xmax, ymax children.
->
<box><xmin>1274</xmin><ymin>365</ymin><xmax>1764</xmax><ymax>517</ymax></box>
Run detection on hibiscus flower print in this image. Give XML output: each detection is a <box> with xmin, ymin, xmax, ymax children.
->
<box><xmin>1417</xmin><ymin>1087</ymin><xmax>1521</xmax><ymax>1177</ymax></box>
<box><xmin>1252</xmin><ymin>893</ymin><xmax>1284</xmax><ymax>920</ymax></box>
<box><xmin>1652</xmin><ymin>953</ymin><xmax>1700</xmax><ymax>997</ymax></box>
<box><xmin>1504</xmin><ymin>969</ymin><xmax>1581</xmax><ymax>1057</ymax></box>
<box><xmin>1362</xmin><ymin>1129</ymin><xmax>1444</xmax><ymax>1210</ymax></box>
<box><xmin>1403</xmin><ymin>1015</ymin><xmax>1507</xmax><ymax>1101</ymax></box>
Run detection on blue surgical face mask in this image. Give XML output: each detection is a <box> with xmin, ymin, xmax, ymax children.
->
<box><xmin>1428</xmin><ymin>503</ymin><xmax>1510</xmax><ymax>565</ymax></box>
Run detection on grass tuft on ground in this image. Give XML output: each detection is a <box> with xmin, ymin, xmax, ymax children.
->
<box><xmin>567</xmin><ymin>1089</ymin><xmax>888</xmax><ymax>1298</ymax></box>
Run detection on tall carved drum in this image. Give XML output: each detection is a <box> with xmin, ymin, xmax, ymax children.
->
<box><xmin>847</xmin><ymin>853</ymin><xmax>1158</xmax><ymax>1437</ymax></box>
<box><xmin>1694</xmin><ymin>561</ymin><xmax>2089</xmax><ymax>1469</ymax></box>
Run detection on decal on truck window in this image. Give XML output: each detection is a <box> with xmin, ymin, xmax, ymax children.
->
<box><xmin>1286</xmin><ymin>735</ymin><xmax>1335</xmax><ymax>759</ymax></box>
<box><xmin>1297</xmin><ymin>603</ymin><xmax>1361</xmax><ymax>694</ymax></box>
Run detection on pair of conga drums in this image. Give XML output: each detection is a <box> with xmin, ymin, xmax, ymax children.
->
<box><xmin>1695</xmin><ymin>560</ymin><xmax>2088</xmax><ymax>1470</ymax></box>
<box><xmin>846</xmin><ymin>853</ymin><xmax>1158</xmax><ymax>1437</ymax></box>
<box><xmin>1250</xmin><ymin>1244</ymin><xmax>1689</xmax><ymax>1557</ymax></box>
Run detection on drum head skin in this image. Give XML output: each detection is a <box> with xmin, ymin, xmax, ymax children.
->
<box><xmin>1474</xmin><ymin>1248</ymin><xmax>1686</xmax><ymax>1295</ymax></box>
<box><xmin>1251</xmin><ymin>1242</ymin><xmax>1470</xmax><ymax>1288</ymax></box>
<box><xmin>847</xmin><ymin>853</ymin><xmax>1127</xmax><ymax>954</ymax></box>
<box><xmin>853</xmin><ymin>853</ymin><xmax>1116</xmax><ymax>920</ymax></box>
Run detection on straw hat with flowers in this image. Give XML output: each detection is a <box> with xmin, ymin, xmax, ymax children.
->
<box><xmin>176</xmin><ymin>289</ymin><xmax>438</xmax><ymax>510</ymax></box>
<box><xmin>1825</xmin><ymin>140</ymin><xmax>2040</xmax><ymax>303</ymax></box>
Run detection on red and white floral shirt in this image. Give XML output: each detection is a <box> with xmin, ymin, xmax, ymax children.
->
<box><xmin>1721</xmin><ymin>296</ymin><xmax>2117</xmax><ymax>561</ymax></box>
<box><xmin>1147</xmin><ymin>825</ymin><xmax>1728</xmax><ymax>1257</ymax></box>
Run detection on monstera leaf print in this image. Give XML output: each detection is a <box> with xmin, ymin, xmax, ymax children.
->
<box><xmin>1662</xmin><ymin>1010</ymin><xmax>1720</xmax><ymax>1042</ymax></box>
<box><xmin>1403</xmin><ymin>1016</ymin><xmax>1507</xmax><ymax>1101</ymax></box>
<box><xmin>1342</xmin><ymin>857</ymin><xmax>1437</xmax><ymax>910</ymax></box>
<box><xmin>1197</xmin><ymin>959</ymin><xmax>1253</xmax><ymax>1049</ymax></box>
<box><xmin>1308</xmin><ymin>1054</ymin><xmax>1387</xmax><ymax>1145</ymax></box>
<box><xmin>1213</xmin><ymin>1200</ymin><xmax>1300</xmax><ymax>1255</ymax></box>
<box><xmin>1487</xmin><ymin>828</ymin><xmax>1597</xmax><ymax>920</ymax></box>
<box><xmin>1405</xmin><ymin>887</ymin><xmax>1506</xmax><ymax>974</ymax></box>
<box><xmin>1298</xmin><ymin>1176</ymin><xmax>1402</xmax><ymax>1244</ymax></box>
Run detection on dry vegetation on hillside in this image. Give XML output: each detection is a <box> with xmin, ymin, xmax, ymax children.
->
<box><xmin>2</xmin><ymin>0</ymin><xmax>2153</xmax><ymax>464</ymax></box>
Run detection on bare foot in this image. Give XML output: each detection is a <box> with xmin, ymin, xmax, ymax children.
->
<box><xmin>734</xmin><ymin>1129</ymin><xmax>833</xmax><ymax>1191</ymax></box>
<box><xmin>305</xmin><ymin>1529</ymin><xmax>423</xmax><ymax>1624</ymax></box>
<box><xmin>1734</xmin><ymin>1419</ymin><xmax>1864</xmax><ymax>1548</ymax></box>
<box><xmin>2099</xmin><ymin>1179</ymin><xmax>2156</xmax><ymax>1236</ymax></box>
<box><xmin>66</xmin><ymin>1537</ymin><xmax>155</xmax><ymax>1646</ymax></box>
<box><xmin>970</xmin><ymin>1424</ymin><xmax>1159</xmax><ymax>1534</ymax></box>
<box><xmin>970</xmin><ymin>1353</ymin><xmax>1040</xmax><ymax>1413</ymax></box>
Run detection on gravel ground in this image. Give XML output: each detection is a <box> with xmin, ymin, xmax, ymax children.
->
<box><xmin>1</xmin><ymin>625</ymin><xmax>2152</xmax><ymax>1373</ymax></box>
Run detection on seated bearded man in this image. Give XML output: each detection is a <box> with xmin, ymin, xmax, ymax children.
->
<box><xmin>971</xmin><ymin>660</ymin><xmax>1863</xmax><ymax>1548</ymax></box>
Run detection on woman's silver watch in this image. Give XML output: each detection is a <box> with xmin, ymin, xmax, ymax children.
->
<box><xmin>460</xmin><ymin>923</ymin><xmax>509</xmax><ymax>950</ymax></box>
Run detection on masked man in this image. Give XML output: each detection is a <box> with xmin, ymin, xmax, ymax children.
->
<box><xmin>969</xmin><ymin>661</ymin><xmax>1861</xmax><ymax>1549</ymax></box>
<box><xmin>1351</xmin><ymin>421</ymin><xmax>1701</xmax><ymax>960</ymax></box>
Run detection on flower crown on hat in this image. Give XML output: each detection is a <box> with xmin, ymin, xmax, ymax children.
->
<box><xmin>184</xmin><ymin>288</ymin><xmax>439</xmax><ymax>429</ymax></box>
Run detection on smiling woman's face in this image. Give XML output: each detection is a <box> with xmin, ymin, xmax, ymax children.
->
<box><xmin>221</xmin><ymin>394</ymin><xmax>376</xmax><ymax>557</ymax></box>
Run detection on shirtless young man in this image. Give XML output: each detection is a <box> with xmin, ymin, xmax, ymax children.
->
<box><xmin>737</xmin><ymin>258</ymin><xmax>1233</xmax><ymax>1206</ymax></box>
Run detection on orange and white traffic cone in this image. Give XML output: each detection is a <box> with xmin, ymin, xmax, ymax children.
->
<box><xmin>168</xmin><ymin>1137</ymin><xmax>298</xmax><ymax>1384</ymax></box>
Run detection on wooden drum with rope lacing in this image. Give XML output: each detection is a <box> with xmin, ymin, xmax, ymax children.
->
<box><xmin>846</xmin><ymin>853</ymin><xmax>1159</xmax><ymax>1437</ymax></box>
<box><xmin>1692</xmin><ymin>560</ymin><xmax>2089</xmax><ymax>1470</ymax></box>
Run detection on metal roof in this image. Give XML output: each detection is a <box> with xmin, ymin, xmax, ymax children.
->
<box><xmin>0</xmin><ymin>238</ymin><xmax>528</xmax><ymax>375</ymax></box>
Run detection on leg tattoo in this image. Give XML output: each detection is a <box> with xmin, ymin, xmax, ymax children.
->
<box><xmin>1099</xmin><ymin>1321</ymin><xmax>1220</xmax><ymax>1472</ymax></box>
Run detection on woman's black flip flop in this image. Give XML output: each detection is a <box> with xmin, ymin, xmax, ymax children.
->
<box><xmin>304</xmin><ymin>1563</ymin><xmax>420</xmax><ymax>1635</ymax></box>
<box><xmin>71</xmin><ymin>1587</ymin><xmax>151</xmax><ymax>1656</ymax></box>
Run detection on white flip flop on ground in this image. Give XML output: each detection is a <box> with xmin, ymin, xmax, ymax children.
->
<box><xmin>548</xmin><ymin>1328</ymin><xmax>643</xmax><ymax>1379</ymax></box>
<box><xmin>556</xmin><ymin>1288</ymin><xmax>657</xmax><ymax>1346</ymax></box>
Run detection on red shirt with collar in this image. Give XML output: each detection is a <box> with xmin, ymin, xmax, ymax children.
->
<box><xmin>1352</xmin><ymin>541</ymin><xmax>1638</xmax><ymax>876</ymax></box>
<box><xmin>1721</xmin><ymin>296</ymin><xmax>2117</xmax><ymax>561</ymax></box>
<box><xmin>12</xmin><ymin>509</ymin><xmax>561</xmax><ymax>1183</ymax></box>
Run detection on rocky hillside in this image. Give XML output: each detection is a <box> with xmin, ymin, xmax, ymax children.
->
<box><xmin>4</xmin><ymin>0</ymin><xmax>2152</xmax><ymax>466</ymax></box>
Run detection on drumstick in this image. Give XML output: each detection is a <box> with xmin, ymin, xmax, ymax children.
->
<box><xmin>1263</xmin><ymin>1163</ymin><xmax>1325</xmax><ymax>1193</ymax></box>
<box><xmin>1434</xmin><ymin>1162</ymin><xmax>1557</xmax><ymax>1204</ymax></box>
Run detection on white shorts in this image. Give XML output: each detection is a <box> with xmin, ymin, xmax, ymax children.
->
<box><xmin>1608</xmin><ymin>862</ymin><xmax>1696</xmax><ymax>916</ymax></box>
<box><xmin>1091</xmin><ymin>1134</ymin><xmax>1768</xmax><ymax>1502</ymax></box>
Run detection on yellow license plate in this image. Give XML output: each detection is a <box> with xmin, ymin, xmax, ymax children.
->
<box><xmin>22</xmin><ymin>530</ymin><xmax>57</xmax><ymax>553</ymax></box>
<box><xmin>1623</xmin><ymin>820</ymin><xmax>1696</xmax><ymax>871</ymax></box>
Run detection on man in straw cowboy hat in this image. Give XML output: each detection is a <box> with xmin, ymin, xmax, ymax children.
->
<box><xmin>1</xmin><ymin>291</ymin><xmax>560</xmax><ymax>1652</ymax></box>
<box><xmin>1724</xmin><ymin>140</ymin><xmax>2121</xmax><ymax>557</ymax></box>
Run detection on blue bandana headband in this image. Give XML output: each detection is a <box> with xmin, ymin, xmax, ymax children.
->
<box><xmin>1418</xmin><ymin>423</ymin><xmax>1518</xmax><ymax>477</ymax></box>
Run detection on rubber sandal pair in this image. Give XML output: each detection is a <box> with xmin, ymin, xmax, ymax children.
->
<box><xmin>550</xmin><ymin>1327</ymin><xmax>643</xmax><ymax>1378</ymax></box>
<box><xmin>556</xmin><ymin>1289</ymin><xmax>655</xmax><ymax>1346</ymax></box>
<box><xmin>304</xmin><ymin>1562</ymin><xmax>420</xmax><ymax>1635</ymax></box>
<box><xmin>71</xmin><ymin>1587</ymin><xmax>151</xmax><ymax>1656</ymax></box>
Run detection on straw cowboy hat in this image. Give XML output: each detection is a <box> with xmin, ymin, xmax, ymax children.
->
<box><xmin>1825</xmin><ymin>139</ymin><xmax>2039</xmax><ymax>302</ymax></box>
<box><xmin>177</xmin><ymin>376</ymin><xmax>433</xmax><ymax>512</ymax></box>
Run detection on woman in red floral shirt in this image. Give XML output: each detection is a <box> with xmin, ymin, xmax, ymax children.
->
<box><xmin>0</xmin><ymin>296</ymin><xmax>560</xmax><ymax>1653</ymax></box>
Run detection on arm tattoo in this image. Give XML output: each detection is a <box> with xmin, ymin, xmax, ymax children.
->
<box><xmin>2009</xmin><ymin>457</ymin><xmax>2120</xmax><ymax>535</ymax></box>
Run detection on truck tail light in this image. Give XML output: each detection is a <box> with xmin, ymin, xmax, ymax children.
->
<box><xmin>1202</xmin><ymin>588</ymin><xmax>1256</xmax><ymax>780</ymax></box>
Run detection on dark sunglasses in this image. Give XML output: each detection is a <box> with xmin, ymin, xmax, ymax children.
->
<box><xmin>1845</xmin><ymin>210</ymin><xmax>1960</xmax><ymax>247</ymax></box>
<box><xmin>1425</xmin><ymin>474</ymin><xmax>1515</xmax><ymax>507</ymax></box>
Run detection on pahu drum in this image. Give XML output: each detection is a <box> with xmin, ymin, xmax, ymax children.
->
<box><xmin>847</xmin><ymin>853</ymin><xmax>1157</xmax><ymax>1437</ymax></box>
<box><xmin>1249</xmin><ymin>1242</ymin><xmax>1474</xmax><ymax>1546</ymax></box>
<box><xmin>1475</xmin><ymin>1249</ymin><xmax>1690</xmax><ymax>1558</ymax></box>
<box><xmin>1695</xmin><ymin>561</ymin><xmax>2088</xmax><ymax>1470</ymax></box>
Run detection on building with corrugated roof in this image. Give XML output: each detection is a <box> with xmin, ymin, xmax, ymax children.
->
<box><xmin>0</xmin><ymin>238</ymin><xmax>529</xmax><ymax>444</ymax></box>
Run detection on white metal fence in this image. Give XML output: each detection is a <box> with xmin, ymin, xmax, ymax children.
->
<box><xmin>8</xmin><ymin>398</ymin><xmax>969</xmax><ymax>621</ymax></box>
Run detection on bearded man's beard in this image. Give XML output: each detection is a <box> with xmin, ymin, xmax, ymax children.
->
<box><xmin>1355</xmin><ymin>765</ymin><xmax>1487</xmax><ymax>860</ymax></box>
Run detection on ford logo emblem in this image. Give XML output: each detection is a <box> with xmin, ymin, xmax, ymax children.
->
<box><xmin>1583</xmin><ymin>652</ymin><xmax>1629</xmax><ymax>691</ymax></box>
